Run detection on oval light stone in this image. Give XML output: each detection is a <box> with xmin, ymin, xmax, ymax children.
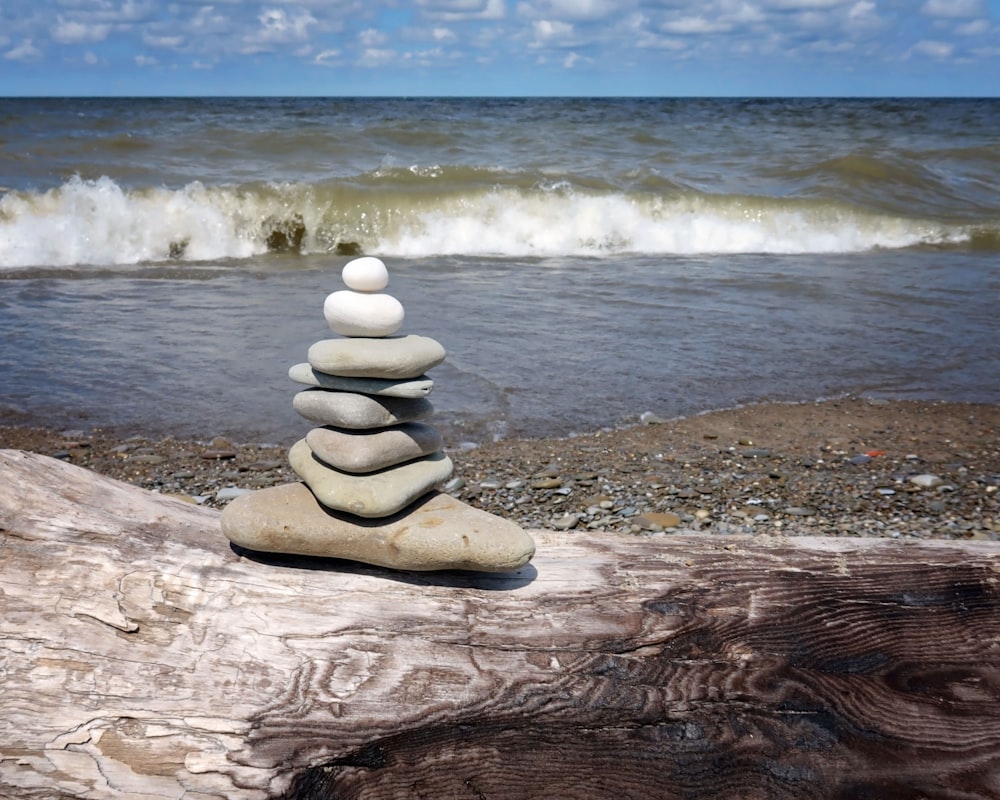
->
<box><xmin>342</xmin><ymin>256</ymin><xmax>389</xmax><ymax>292</ymax></box>
<box><xmin>308</xmin><ymin>335</ymin><xmax>446</xmax><ymax>380</ymax></box>
<box><xmin>323</xmin><ymin>290</ymin><xmax>404</xmax><ymax>338</ymax></box>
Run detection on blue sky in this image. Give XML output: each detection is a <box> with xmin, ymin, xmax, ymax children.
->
<box><xmin>2</xmin><ymin>0</ymin><xmax>998</xmax><ymax>96</ymax></box>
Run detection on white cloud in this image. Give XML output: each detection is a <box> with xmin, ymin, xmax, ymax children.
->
<box><xmin>4</xmin><ymin>38</ymin><xmax>42</xmax><ymax>61</ymax></box>
<box><xmin>920</xmin><ymin>0</ymin><xmax>985</xmax><ymax>18</ymax></box>
<box><xmin>191</xmin><ymin>6</ymin><xmax>229</xmax><ymax>33</ymax></box>
<box><xmin>847</xmin><ymin>1</ymin><xmax>875</xmax><ymax>21</ymax></box>
<box><xmin>808</xmin><ymin>37</ymin><xmax>852</xmax><ymax>52</ymax></box>
<box><xmin>525</xmin><ymin>0</ymin><xmax>621</xmax><ymax>19</ymax></box>
<box><xmin>135</xmin><ymin>53</ymin><xmax>157</xmax><ymax>65</ymax></box>
<box><xmin>359</xmin><ymin>27</ymin><xmax>388</xmax><ymax>47</ymax></box>
<box><xmin>52</xmin><ymin>17</ymin><xmax>112</xmax><ymax>44</ymax></box>
<box><xmin>261</xmin><ymin>7</ymin><xmax>316</xmax><ymax>39</ymax></box>
<box><xmin>727</xmin><ymin>3</ymin><xmax>766</xmax><ymax>24</ymax></box>
<box><xmin>313</xmin><ymin>48</ymin><xmax>341</xmax><ymax>65</ymax></box>
<box><xmin>532</xmin><ymin>18</ymin><xmax>573</xmax><ymax>41</ymax></box>
<box><xmin>240</xmin><ymin>7</ymin><xmax>318</xmax><ymax>53</ymax></box>
<box><xmin>143</xmin><ymin>32</ymin><xmax>185</xmax><ymax>48</ymax></box>
<box><xmin>432</xmin><ymin>26</ymin><xmax>457</xmax><ymax>41</ymax></box>
<box><xmin>662</xmin><ymin>15</ymin><xmax>732</xmax><ymax>34</ymax></box>
<box><xmin>358</xmin><ymin>46</ymin><xmax>397</xmax><ymax>66</ymax></box>
<box><xmin>955</xmin><ymin>19</ymin><xmax>989</xmax><ymax>35</ymax></box>
<box><xmin>400</xmin><ymin>45</ymin><xmax>461</xmax><ymax>66</ymax></box>
<box><xmin>84</xmin><ymin>50</ymin><xmax>98</xmax><ymax>63</ymax></box>
<box><xmin>418</xmin><ymin>0</ymin><xmax>506</xmax><ymax>20</ymax></box>
<box><xmin>908</xmin><ymin>39</ymin><xmax>954</xmax><ymax>58</ymax></box>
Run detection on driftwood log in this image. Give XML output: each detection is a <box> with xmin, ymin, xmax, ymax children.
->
<box><xmin>2</xmin><ymin>448</ymin><xmax>1000</xmax><ymax>799</ymax></box>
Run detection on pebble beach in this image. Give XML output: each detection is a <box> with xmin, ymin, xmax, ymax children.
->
<box><xmin>4</xmin><ymin>397</ymin><xmax>998</xmax><ymax>542</ymax></box>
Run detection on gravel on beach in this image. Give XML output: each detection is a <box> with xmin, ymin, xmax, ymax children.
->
<box><xmin>3</xmin><ymin>398</ymin><xmax>998</xmax><ymax>541</ymax></box>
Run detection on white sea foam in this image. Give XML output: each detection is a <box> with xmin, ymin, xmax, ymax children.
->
<box><xmin>0</xmin><ymin>176</ymin><xmax>970</xmax><ymax>268</ymax></box>
<box><xmin>0</xmin><ymin>177</ymin><xmax>265</xmax><ymax>268</ymax></box>
<box><xmin>385</xmin><ymin>189</ymin><xmax>960</xmax><ymax>257</ymax></box>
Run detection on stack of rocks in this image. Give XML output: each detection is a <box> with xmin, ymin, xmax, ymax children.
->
<box><xmin>221</xmin><ymin>257</ymin><xmax>535</xmax><ymax>574</ymax></box>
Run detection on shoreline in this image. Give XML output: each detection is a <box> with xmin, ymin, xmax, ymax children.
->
<box><xmin>2</xmin><ymin>397</ymin><xmax>998</xmax><ymax>540</ymax></box>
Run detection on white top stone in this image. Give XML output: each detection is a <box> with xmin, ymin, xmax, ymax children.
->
<box><xmin>342</xmin><ymin>256</ymin><xmax>389</xmax><ymax>292</ymax></box>
<box><xmin>323</xmin><ymin>290</ymin><xmax>404</xmax><ymax>338</ymax></box>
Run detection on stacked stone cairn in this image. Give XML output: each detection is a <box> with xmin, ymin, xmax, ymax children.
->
<box><xmin>221</xmin><ymin>257</ymin><xmax>535</xmax><ymax>573</ymax></box>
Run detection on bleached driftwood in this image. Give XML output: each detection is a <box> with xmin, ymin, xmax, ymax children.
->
<box><xmin>2</xmin><ymin>447</ymin><xmax>1000</xmax><ymax>800</ymax></box>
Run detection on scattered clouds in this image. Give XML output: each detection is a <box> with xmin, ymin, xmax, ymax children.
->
<box><xmin>240</xmin><ymin>7</ymin><xmax>318</xmax><ymax>54</ymax></box>
<box><xmin>0</xmin><ymin>0</ymin><xmax>997</xmax><ymax>94</ymax></box>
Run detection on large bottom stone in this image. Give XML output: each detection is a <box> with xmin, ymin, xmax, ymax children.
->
<box><xmin>220</xmin><ymin>483</ymin><xmax>536</xmax><ymax>573</ymax></box>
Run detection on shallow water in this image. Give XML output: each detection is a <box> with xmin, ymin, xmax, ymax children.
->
<box><xmin>1</xmin><ymin>98</ymin><xmax>998</xmax><ymax>442</ymax></box>
<box><xmin>2</xmin><ymin>248</ymin><xmax>996</xmax><ymax>444</ymax></box>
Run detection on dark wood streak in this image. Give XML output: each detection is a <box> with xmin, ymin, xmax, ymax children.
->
<box><xmin>279</xmin><ymin>558</ymin><xmax>1000</xmax><ymax>800</ymax></box>
<box><xmin>2</xmin><ymin>449</ymin><xmax>999</xmax><ymax>800</ymax></box>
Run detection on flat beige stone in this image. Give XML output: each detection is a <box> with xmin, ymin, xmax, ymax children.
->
<box><xmin>289</xmin><ymin>438</ymin><xmax>453</xmax><ymax>517</ymax></box>
<box><xmin>289</xmin><ymin>363</ymin><xmax>434</xmax><ymax>398</ymax></box>
<box><xmin>293</xmin><ymin>388</ymin><xmax>433</xmax><ymax>429</ymax></box>
<box><xmin>220</xmin><ymin>483</ymin><xmax>536</xmax><ymax>572</ymax></box>
<box><xmin>306</xmin><ymin>423</ymin><xmax>443</xmax><ymax>473</ymax></box>
<box><xmin>307</xmin><ymin>335</ymin><xmax>446</xmax><ymax>380</ymax></box>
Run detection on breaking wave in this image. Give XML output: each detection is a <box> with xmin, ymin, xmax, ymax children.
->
<box><xmin>1</xmin><ymin>172</ymin><xmax>996</xmax><ymax>269</ymax></box>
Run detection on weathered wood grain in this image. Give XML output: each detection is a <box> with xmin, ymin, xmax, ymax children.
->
<box><xmin>2</xmin><ymin>447</ymin><xmax>1000</xmax><ymax>799</ymax></box>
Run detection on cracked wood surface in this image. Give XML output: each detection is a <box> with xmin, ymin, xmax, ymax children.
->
<box><xmin>2</xmin><ymin>448</ymin><xmax>1000</xmax><ymax>799</ymax></box>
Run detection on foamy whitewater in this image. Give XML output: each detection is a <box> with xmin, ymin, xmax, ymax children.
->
<box><xmin>1</xmin><ymin>97</ymin><xmax>998</xmax><ymax>441</ymax></box>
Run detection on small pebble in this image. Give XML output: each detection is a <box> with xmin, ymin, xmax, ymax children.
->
<box><xmin>216</xmin><ymin>487</ymin><xmax>254</xmax><ymax>501</ymax></box>
<box><xmin>551</xmin><ymin>513</ymin><xmax>581</xmax><ymax>531</ymax></box>
<box><xmin>783</xmin><ymin>506</ymin><xmax>816</xmax><ymax>516</ymax></box>
<box><xmin>202</xmin><ymin>450</ymin><xmax>237</xmax><ymax>460</ymax></box>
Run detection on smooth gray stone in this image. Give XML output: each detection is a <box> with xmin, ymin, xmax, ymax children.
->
<box><xmin>306</xmin><ymin>422</ymin><xmax>443</xmax><ymax>474</ymax></box>
<box><xmin>307</xmin><ymin>335</ymin><xmax>446</xmax><ymax>380</ymax></box>
<box><xmin>293</xmin><ymin>388</ymin><xmax>433</xmax><ymax>429</ymax></box>
<box><xmin>288</xmin><ymin>363</ymin><xmax>434</xmax><ymax>398</ymax></box>
<box><xmin>288</xmin><ymin>438</ymin><xmax>453</xmax><ymax>518</ymax></box>
<box><xmin>220</xmin><ymin>483</ymin><xmax>535</xmax><ymax>572</ymax></box>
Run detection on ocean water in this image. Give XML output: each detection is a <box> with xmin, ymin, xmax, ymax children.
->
<box><xmin>1</xmin><ymin>97</ymin><xmax>998</xmax><ymax>444</ymax></box>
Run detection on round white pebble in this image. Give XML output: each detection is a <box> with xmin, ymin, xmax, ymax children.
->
<box><xmin>324</xmin><ymin>290</ymin><xmax>404</xmax><ymax>337</ymax></box>
<box><xmin>342</xmin><ymin>256</ymin><xmax>389</xmax><ymax>292</ymax></box>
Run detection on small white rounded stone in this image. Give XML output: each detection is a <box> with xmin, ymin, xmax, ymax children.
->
<box><xmin>342</xmin><ymin>256</ymin><xmax>389</xmax><ymax>292</ymax></box>
<box><xmin>323</xmin><ymin>290</ymin><xmax>404</xmax><ymax>337</ymax></box>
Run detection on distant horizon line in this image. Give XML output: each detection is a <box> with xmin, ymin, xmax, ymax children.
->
<box><xmin>3</xmin><ymin>93</ymin><xmax>999</xmax><ymax>100</ymax></box>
